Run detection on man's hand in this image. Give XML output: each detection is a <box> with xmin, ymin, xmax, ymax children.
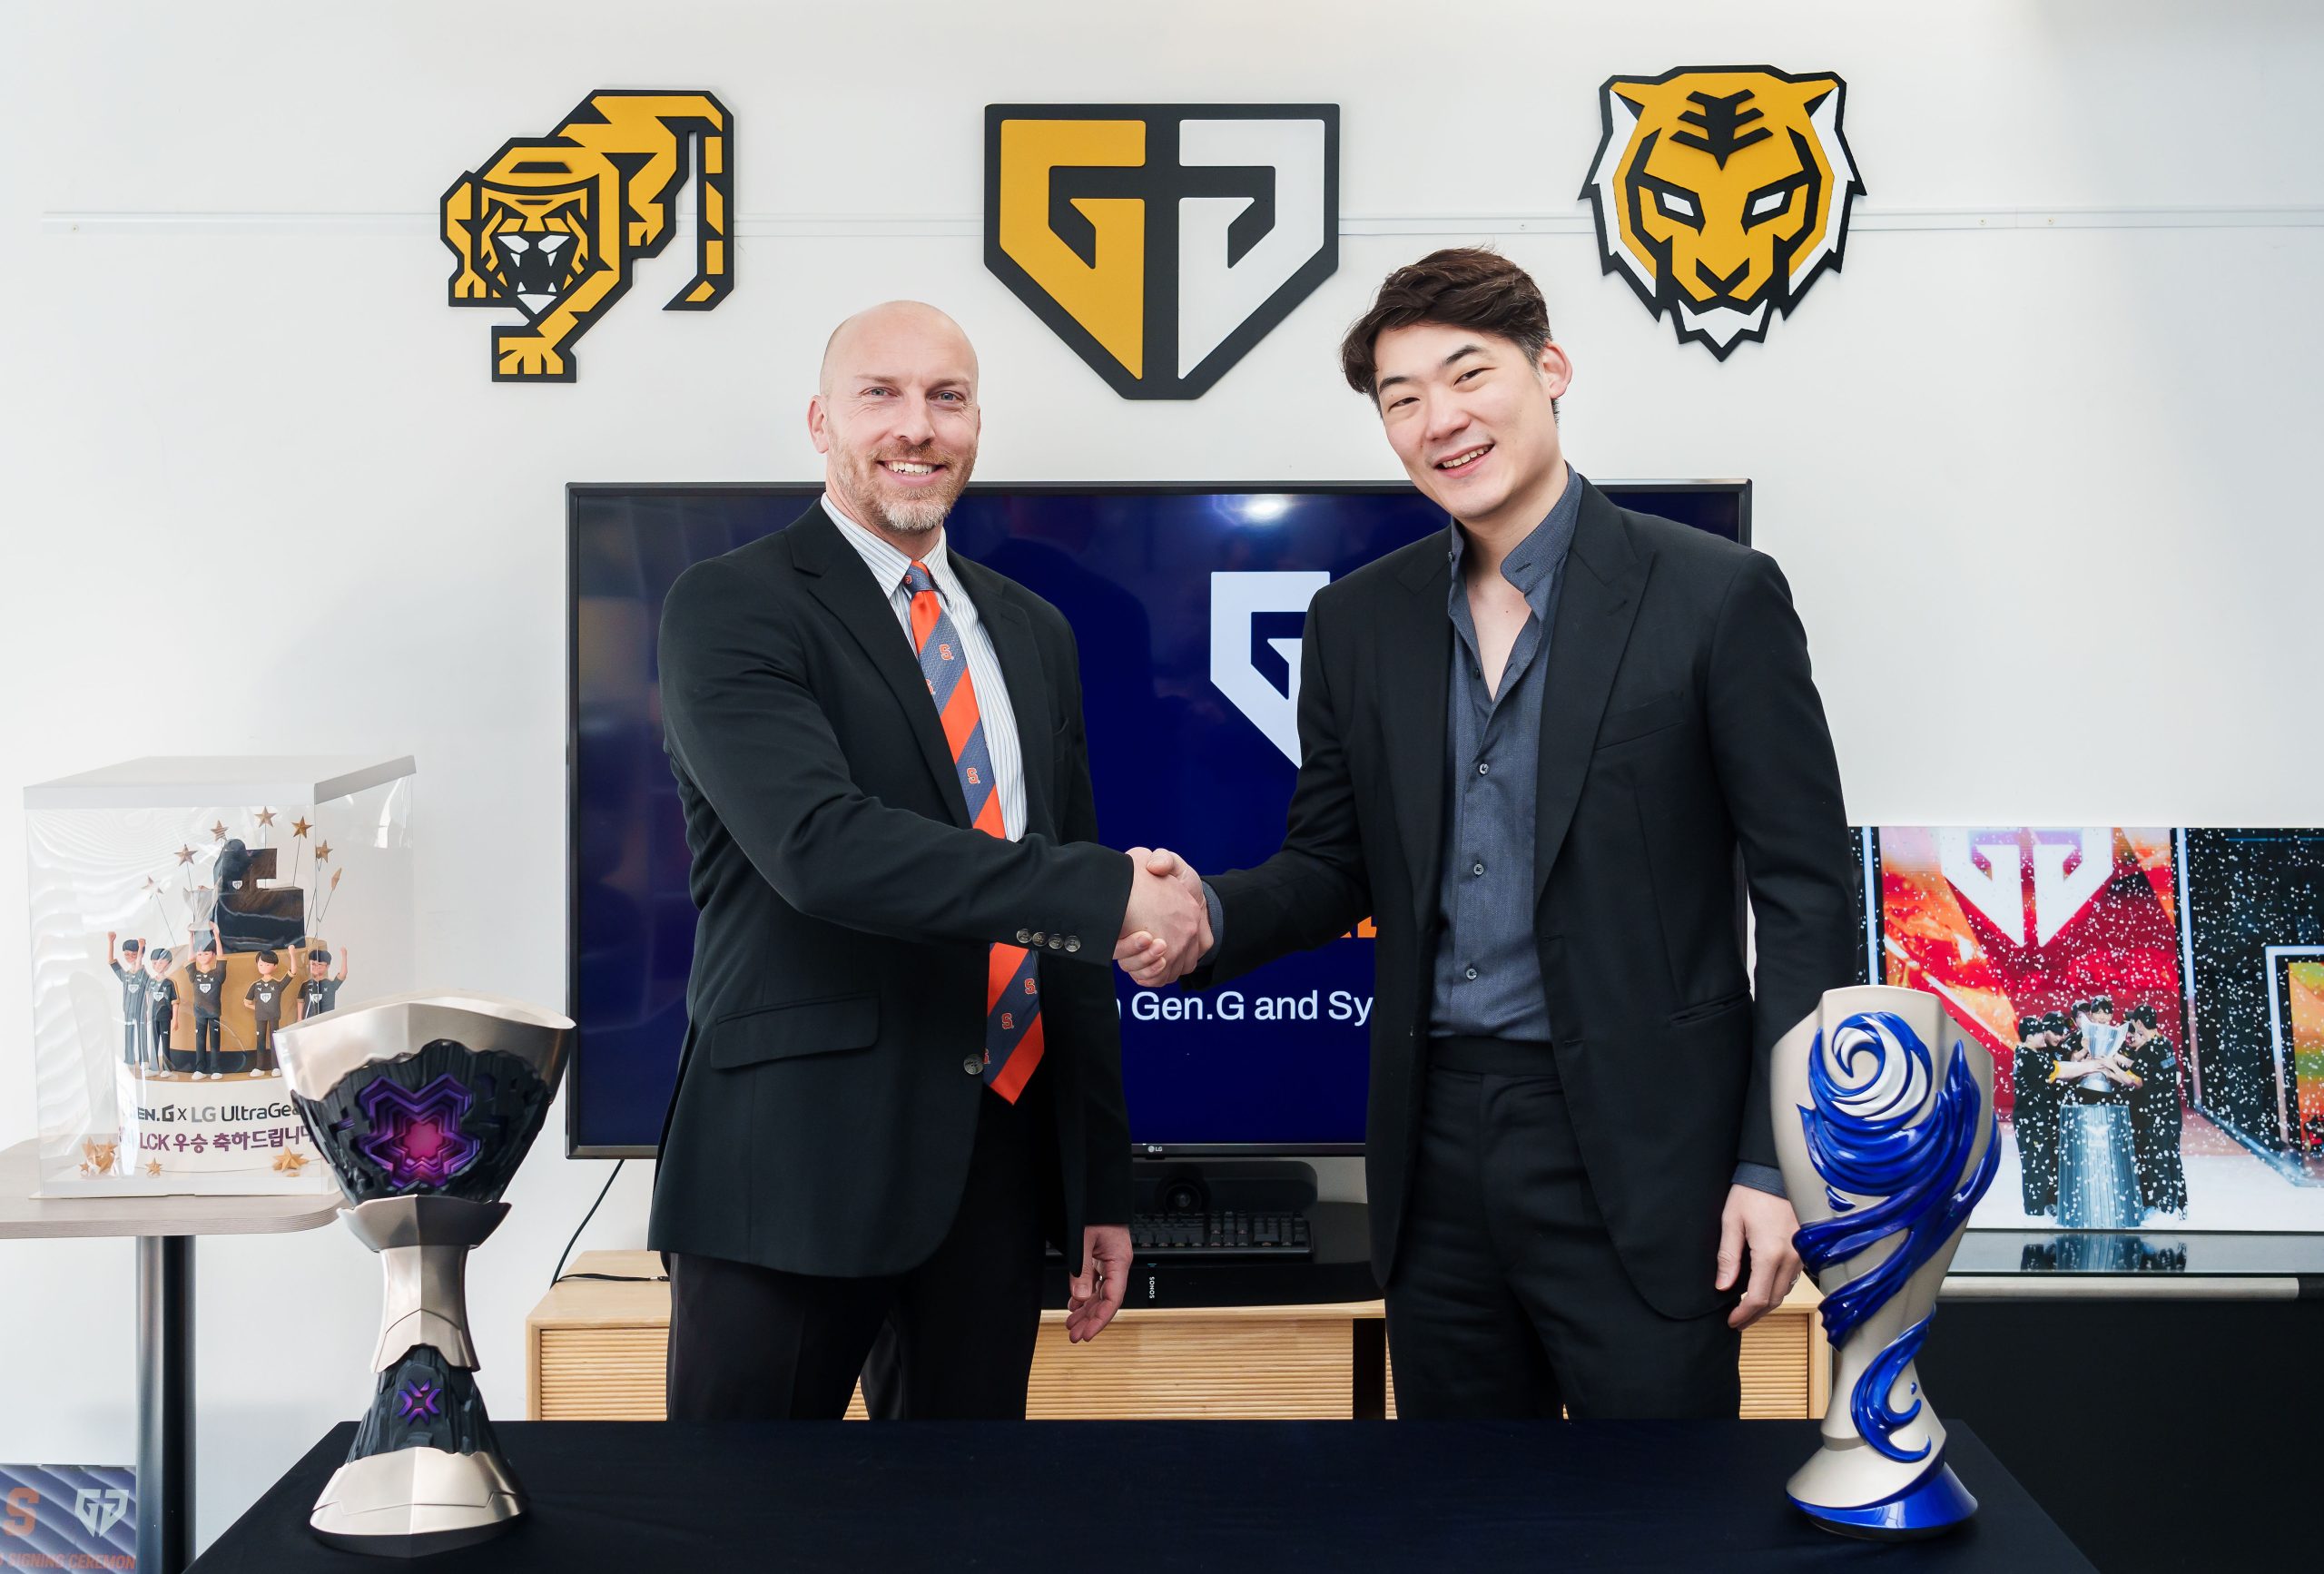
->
<box><xmin>1065</xmin><ymin>1224</ymin><xmax>1132</xmax><ymax>1343</ymax></box>
<box><xmin>1716</xmin><ymin>1184</ymin><xmax>1803</xmax><ymax>1331</ymax></box>
<box><xmin>1115</xmin><ymin>848</ymin><xmax>1209</xmax><ymax>986</ymax></box>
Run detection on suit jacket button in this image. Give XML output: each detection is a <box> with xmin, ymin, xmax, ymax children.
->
<box><xmin>1031</xmin><ymin>931</ymin><xmax>1048</xmax><ymax>946</ymax></box>
<box><xmin>962</xmin><ymin>1056</ymin><xmax>983</xmax><ymax>1076</ymax></box>
<box><xmin>1016</xmin><ymin>930</ymin><xmax>1033</xmax><ymax>945</ymax></box>
<box><xmin>1048</xmin><ymin>936</ymin><xmax>1063</xmax><ymax>950</ymax></box>
<box><xmin>1065</xmin><ymin>938</ymin><xmax>1081</xmax><ymax>954</ymax></box>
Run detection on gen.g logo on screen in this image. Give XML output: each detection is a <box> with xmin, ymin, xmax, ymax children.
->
<box><xmin>1580</xmin><ymin>68</ymin><xmax>1863</xmax><ymax>359</ymax></box>
<box><xmin>985</xmin><ymin>103</ymin><xmax>1339</xmax><ymax>398</ymax></box>
<box><xmin>443</xmin><ymin>91</ymin><xmax>734</xmax><ymax>382</ymax></box>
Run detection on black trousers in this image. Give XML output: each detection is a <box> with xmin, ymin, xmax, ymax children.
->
<box><xmin>251</xmin><ymin>1020</ymin><xmax>278</xmax><ymax>1072</ymax></box>
<box><xmin>665</xmin><ymin>1077</ymin><xmax>1053</xmax><ymax>1422</ymax></box>
<box><xmin>192</xmin><ymin>1014</ymin><xmax>221</xmax><ymax>1074</ymax></box>
<box><xmin>122</xmin><ymin>1019</ymin><xmax>143</xmax><ymax>1067</ymax></box>
<box><xmin>1385</xmin><ymin>1045</ymin><xmax>1741</xmax><ymax>1420</ymax></box>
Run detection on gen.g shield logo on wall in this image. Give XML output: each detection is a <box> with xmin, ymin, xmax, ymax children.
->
<box><xmin>1580</xmin><ymin>67</ymin><xmax>1862</xmax><ymax>359</ymax></box>
<box><xmin>985</xmin><ymin>104</ymin><xmax>1338</xmax><ymax>398</ymax></box>
<box><xmin>443</xmin><ymin>91</ymin><xmax>734</xmax><ymax>382</ymax></box>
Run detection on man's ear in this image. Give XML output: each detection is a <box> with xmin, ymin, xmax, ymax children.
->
<box><xmin>1536</xmin><ymin>340</ymin><xmax>1574</xmax><ymax>400</ymax></box>
<box><xmin>806</xmin><ymin>394</ymin><xmax>832</xmax><ymax>456</ymax></box>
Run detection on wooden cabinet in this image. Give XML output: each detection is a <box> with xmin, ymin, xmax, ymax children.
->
<box><xmin>528</xmin><ymin>1250</ymin><xmax>1828</xmax><ymax>1421</ymax></box>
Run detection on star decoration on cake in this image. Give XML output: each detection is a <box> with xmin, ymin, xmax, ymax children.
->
<box><xmin>209</xmin><ymin>821</ymin><xmax>228</xmax><ymax>841</ymax></box>
<box><xmin>255</xmin><ymin>808</ymin><xmax>277</xmax><ymax>828</ymax></box>
<box><xmin>271</xmin><ymin>1149</ymin><xmax>310</xmax><ymax>1176</ymax></box>
<box><xmin>142</xmin><ymin>876</ymin><xmax>156</xmax><ymax>892</ymax></box>
<box><xmin>145</xmin><ymin>1159</ymin><xmax>162</xmax><ymax>1177</ymax></box>
<box><xmin>354</xmin><ymin>1076</ymin><xmax>481</xmax><ymax>1190</ymax></box>
<box><xmin>314</xmin><ymin>841</ymin><xmax>332</xmax><ymax>864</ymax></box>
<box><xmin>291</xmin><ymin>818</ymin><xmax>312</xmax><ymax>838</ymax></box>
<box><xmin>174</xmin><ymin>846</ymin><xmax>196</xmax><ymax>866</ymax></box>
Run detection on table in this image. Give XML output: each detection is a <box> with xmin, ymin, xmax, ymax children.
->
<box><xmin>0</xmin><ymin>1138</ymin><xmax>340</xmax><ymax>1574</ymax></box>
<box><xmin>530</xmin><ymin>1249</ymin><xmax>1401</xmax><ymax>1420</ymax></box>
<box><xmin>529</xmin><ymin>1249</ymin><xmax>1833</xmax><ymax>1422</ymax></box>
<box><xmin>187</xmin><ymin>1418</ymin><xmax>2089</xmax><ymax>1571</ymax></box>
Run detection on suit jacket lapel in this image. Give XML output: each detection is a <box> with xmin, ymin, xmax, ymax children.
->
<box><xmin>1382</xmin><ymin>541</ymin><xmax>1453</xmax><ymax>933</ymax></box>
<box><xmin>789</xmin><ymin>508</ymin><xmax>971</xmax><ymax>828</ymax></box>
<box><xmin>1534</xmin><ymin>482</ymin><xmax>1648</xmax><ymax>902</ymax></box>
<box><xmin>952</xmin><ymin>555</ymin><xmax>1058</xmax><ymax>838</ymax></box>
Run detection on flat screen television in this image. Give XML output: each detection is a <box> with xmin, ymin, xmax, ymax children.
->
<box><xmin>567</xmin><ymin>480</ymin><xmax>1751</xmax><ymax>1157</ymax></box>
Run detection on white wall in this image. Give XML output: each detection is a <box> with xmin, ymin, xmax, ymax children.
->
<box><xmin>2</xmin><ymin>0</ymin><xmax>2319</xmax><ymax>1548</ymax></box>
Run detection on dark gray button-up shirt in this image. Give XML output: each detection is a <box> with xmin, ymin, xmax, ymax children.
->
<box><xmin>1427</xmin><ymin>474</ymin><xmax>1582</xmax><ymax>1040</ymax></box>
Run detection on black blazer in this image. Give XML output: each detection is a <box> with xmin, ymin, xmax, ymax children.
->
<box><xmin>646</xmin><ymin>506</ymin><xmax>1136</xmax><ymax>1279</ymax></box>
<box><xmin>1194</xmin><ymin>479</ymin><xmax>1856</xmax><ymax>1319</ymax></box>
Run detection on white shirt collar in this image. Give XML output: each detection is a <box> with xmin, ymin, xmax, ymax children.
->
<box><xmin>821</xmin><ymin>491</ymin><xmax>950</xmax><ymax>590</ymax></box>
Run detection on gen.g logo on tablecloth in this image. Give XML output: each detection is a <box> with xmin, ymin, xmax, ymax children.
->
<box><xmin>442</xmin><ymin>91</ymin><xmax>734</xmax><ymax>382</ymax></box>
<box><xmin>1580</xmin><ymin>67</ymin><xmax>1863</xmax><ymax>359</ymax></box>
<box><xmin>0</xmin><ymin>1464</ymin><xmax>134</xmax><ymax>1565</ymax></box>
<box><xmin>985</xmin><ymin>103</ymin><xmax>1339</xmax><ymax>398</ymax></box>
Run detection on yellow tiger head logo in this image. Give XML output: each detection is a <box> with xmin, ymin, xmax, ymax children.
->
<box><xmin>443</xmin><ymin>91</ymin><xmax>734</xmax><ymax>382</ymax></box>
<box><xmin>1581</xmin><ymin>67</ymin><xmax>1862</xmax><ymax>359</ymax></box>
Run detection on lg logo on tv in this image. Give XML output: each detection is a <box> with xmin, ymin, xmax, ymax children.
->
<box><xmin>1210</xmin><ymin>571</ymin><xmax>1328</xmax><ymax>764</ymax></box>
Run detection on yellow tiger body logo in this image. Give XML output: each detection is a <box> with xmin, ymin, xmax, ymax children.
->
<box><xmin>443</xmin><ymin>91</ymin><xmax>734</xmax><ymax>382</ymax></box>
<box><xmin>1581</xmin><ymin>67</ymin><xmax>1861</xmax><ymax>359</ymax></box>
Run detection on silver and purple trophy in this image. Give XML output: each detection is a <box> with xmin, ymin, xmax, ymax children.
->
<box><xmin>276</xmin><ymin>991</ymin><xmax>573</xmax><ymax>1557</ymax></box>
<box><xmin>1771</xmin><ymin>984</ymin><xmax>1999</xmax><ymax>1540</ymax></box>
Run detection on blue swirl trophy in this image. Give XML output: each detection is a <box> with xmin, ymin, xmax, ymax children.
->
<box><xmin>276</xmin><ymin>991</ymin><xmax>572</xmax><ymax>1556</ymax></box>
<box><xmin>1770</xmin><ymin>984</ymin><xmax>1999</xmax><ymax>1539</ymax></box>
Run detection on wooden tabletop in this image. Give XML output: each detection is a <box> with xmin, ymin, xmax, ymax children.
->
<box><xmin>0</xmin><ymin>1139</ymin><xmax>342</xmax><ymax>1240</ymax></box>
<box><xmin>533</xmin><ymin>1249</ymin><xmax>1824</xmax><ymax>1327</ymax></box>
<box><xmin>532</xmin><ymin>1249</ymin><xmax>1390</xmax><ymax>1326</ymax></box>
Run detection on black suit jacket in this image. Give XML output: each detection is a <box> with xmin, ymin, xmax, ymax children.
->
<box><xmin>646</xmin><ymin>506</ymin><xmax>1136</xmax><ymax>1279</ymax></box>
<box><xmin>1194</xmin><ymin>479</ymin><xmax>1856</xmax><ymax>1319</ymax></box>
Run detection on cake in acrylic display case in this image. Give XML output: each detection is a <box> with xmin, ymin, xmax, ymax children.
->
<box><xmin>22</xmin><ymin>756</ymin><xmax>415</xmax><ymax>1196</ymax></box>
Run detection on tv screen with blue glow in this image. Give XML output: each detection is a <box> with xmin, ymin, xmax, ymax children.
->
<box><xmin>568</xmin><ymin>481</ymin><xmax>1748</xmax><ymax>1156</ymax></box>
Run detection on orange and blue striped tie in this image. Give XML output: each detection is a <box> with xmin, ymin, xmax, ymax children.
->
<box><xmin>904</xmin><ymin>560</ymin><xmax>1041</xmax><ymax>1102</ymax></box>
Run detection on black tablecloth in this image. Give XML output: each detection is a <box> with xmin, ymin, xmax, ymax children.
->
<box><xmin>191</xmin><ymin>1419</ymin><xmax>2091</xmax><ymax>1572</ymax></box>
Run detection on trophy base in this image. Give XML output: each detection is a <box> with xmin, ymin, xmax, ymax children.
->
<box><xmin>1790</xmin><ymin>1455</ymin><xmax>1978</xmax><ymax>1540</ymax></box>
<box><xmin>311</xmin><ymin>1519</ymin><xmax>514</xmax><ymax>1559</ymax></box>
<box><xmin>310</xmin><ymin>1445</ymin><xmax>523</xmax><ymax>1559</ymax></box>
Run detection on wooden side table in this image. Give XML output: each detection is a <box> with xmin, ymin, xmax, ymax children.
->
<box><xmin>528</xmin><ymin>1249</ymin><xmax>1829</xmax><ymax>1421</ymax></box>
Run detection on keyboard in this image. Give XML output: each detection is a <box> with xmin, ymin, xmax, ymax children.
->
<box><xmin>1128</xmin><ymin>1210</ymin><xmax>1312</xmax><ymax>1260</ymax></box>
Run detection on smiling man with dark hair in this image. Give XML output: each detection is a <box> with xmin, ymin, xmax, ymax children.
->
<box><xmin>1120</xmin><ymin>248</ymin><xmax>1857</xmax><ymax>1421</ymax></box>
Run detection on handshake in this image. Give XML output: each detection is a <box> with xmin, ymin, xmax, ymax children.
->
<box><xmin>1114</xmin><ymin>847</ymin><xmax>1210</xmax><ymax>988</ymax></box>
